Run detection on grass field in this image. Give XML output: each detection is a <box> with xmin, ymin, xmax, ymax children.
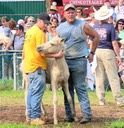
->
<box><xmin>0</xmin><ymin>86</ymin><xmax>124</xmax><ymax>128</ymax></box>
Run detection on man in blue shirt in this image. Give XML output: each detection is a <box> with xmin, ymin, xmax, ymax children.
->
<box><xmin>5</xmin><ymin>25</ymin><xmax>25</xmax><ymax>51</ymax></box>
<box><xmin>57</xmin><ymin>4</ymin><xmax>99</xmax><ymax>124</ymax></box>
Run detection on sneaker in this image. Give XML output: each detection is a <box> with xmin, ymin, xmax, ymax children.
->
<box><xmin>99</xmin><ymin>101</ymin><xmax>105</xmax><ymax>106</ymax></box>
<box><xmin>65</xmin><ymin>117</ymin><xmax>74</xmax><ymax>122</ymax></box>
<box><xmin>80</xmin><ymin>118</ymin><xmax>91</xmax><ymax>124</ymax></box>
<box><xmin>31</xmin><ymin>118</ymin><xmax>46</xmax><ymax>125</ymax></box>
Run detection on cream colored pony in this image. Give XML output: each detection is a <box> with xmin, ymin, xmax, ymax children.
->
<box><xmin>20</xmin><ymin>36</ymin><xmax>77</xmax><ymax>124</ymax></box>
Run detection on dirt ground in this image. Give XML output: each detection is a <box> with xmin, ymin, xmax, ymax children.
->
<box><xmin>0</xmin><ymin>103</ymin><xmax>124</xmax><ymax>127</ymax></box>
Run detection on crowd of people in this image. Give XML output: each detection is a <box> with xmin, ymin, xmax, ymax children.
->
<box><xmin>0</xmin><ymin>0</ymin><xmax>124</xmax><ymax>126</ymax></box>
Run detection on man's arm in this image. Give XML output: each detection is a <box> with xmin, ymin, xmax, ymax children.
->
<box><xmin>40</xmin><ymin>49</ymin><xmax>64</xmax><ymax>58</ymax></box>
<box><xmin>83</xmin><ymin>23</ymin><xmax>99</xmax><ymax>62</ymax></box>
<box><xmin>4</xmin><ymin>41</ymin><xmax>13</xmax><ymax>52</ymax></box>
<box><xmin>112</xmin><ymin>40</ymin><xmax>121</xmax><ymax>65</ymax></box>
<box><xmin>83</xmin><ymin>23</ymin><xmax>99</xmax><ymax>53</ymax></box>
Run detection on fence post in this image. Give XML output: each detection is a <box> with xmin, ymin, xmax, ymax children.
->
<box><xmin>2</xmin><ymin>54</ymin><xmax>4</xmax><ymax>85</ymax></box>
<box><xmin>13</xmin><ymin>53</ymin><xmax>17</xmax><ymax>90</ymax></box>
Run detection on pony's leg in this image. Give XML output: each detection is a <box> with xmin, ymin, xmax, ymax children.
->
<box><xmin>51</xmin><ymin>81</ymin><xmax>58</xmax><ymax>124</ymax></box>
<box><xmin>63</xmin><ymin>82</ymin><xmax>78</xmax><ymax>121</ymax></box>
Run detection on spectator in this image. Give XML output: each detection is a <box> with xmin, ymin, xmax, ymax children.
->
<box><xmin>76</xmin><ymin>7</ymin><xmax>94</xmax><ymax>21</ymax></box>
<box><xmin>93</xmin><ymin>6</ymin><xmax>124</xmax><ymax>105</ymax></box>
<box><xmin>5</xmin><ymin>25</ymin><xmax>25</xmax><ymax>51</ymax></box>
<box><xmin>8</xmin><ymin>18</ymin><xmax>16</xmax><ymax>35</ymax></box>
<box><xmin>17</xmin><ymin>19</ymin><xmax>25</xmax><ymax>27</ymax></box>
<box><xmin>49</xmin><ymin>5</ymin><xmax>61</xmax><ymax>23</ymax></box>
<box><xmin>0</xmin><ymin>16</ymin><xmax>9</xmax><ymax>33</ymax></box>
<box><xmin>47</xmin><ymin>22</ymin><xmax>57</xmax><ymax>41</ymax></box>
<box><xmin>115</xmin><ymin>0</ymin><xmax>124</xmax><ymax>21</ymax></box>
<box><xmin>0</xmin><ymin>16</ymin><xmax>9</xmax><ymax>78</ymax></box>
<box><xmin>56</xmin><ymin>4</ymin><xmax>99</xmax><ymax>124</ymax></box>
<box><xmin>24</xmin><ymin>16</ymin><xmax>29</xmax><ymax>24</ymax></box>
<box><xmin>50</xmin><ymin>17</ymin><xmax>59</xmax><ymax>26</ymax></box>
<box><xmin>89</xmin><ymin>13</ymin><xmax>97</xmax><ymax>26</ymax></box>
<box><xmin>108</xmin><ymin>16</ymin><xmax>115</xmax><ymax>25</ymax></box>
<box><xmin>27</xmin><ymin>16</ymin><xmax>35</xmax><ymax>23</ymax></box>
<box><xmin>115</xmin><ymin>19</ymin><xmax>124</xmax><ymax>36</ymax></box>
<box><xmin>25</xmin><ymin>22</ymin><xmax>35</xmax><ymax>32</ymax></box>
<box><xmin>3</xmin><ymin>27</ymin><xmax>14</xmax><ymax>79</ymax></box>
<box><xmin>76</xmin><ymin>7</ymin><xmax>84</xmax><ymax>20</ymax></box>
<box><xmin>103</xmin><ymin>0</ymin><xmax>116</xmax><ymax>21</ymax></box>
<box><xmin>115</xmin><ymin>21</ymin><xmax>124</xmax><ymax>84</ymax></box>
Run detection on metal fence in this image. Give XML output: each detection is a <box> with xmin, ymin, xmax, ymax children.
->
<box><xmin>0</xmin><ymin>50</ymin><xmax>23</xmax><ymax>90</ymax></box>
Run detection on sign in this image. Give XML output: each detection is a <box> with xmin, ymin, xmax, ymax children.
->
<box><xmin>0</xmin><ymin>0</ymin><xmax>45</xmax><ymax>1</ymax></box>
<box><xmin>63</xmin><ymin>0</ymin><xmax>117</xmax><ymax>6</ymax></box>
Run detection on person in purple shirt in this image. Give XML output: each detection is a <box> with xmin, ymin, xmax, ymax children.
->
<box><xmin>92</xmin><ymin>6</ymin><xmax>124</xmax><ymax>106</ymax></box>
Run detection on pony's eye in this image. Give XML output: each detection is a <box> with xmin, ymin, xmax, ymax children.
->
<box><xmin>50</xmin><ymin>43</ymin><xmax>56</xmax><ymax>46</ymax></box>
<box><xmin>50</xmin><ymin>43</ymin><xmax>54</xmax><ymax>46</ymax></box>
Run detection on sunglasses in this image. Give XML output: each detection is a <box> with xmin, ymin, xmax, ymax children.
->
<box><xmin>51</xmin><ymin>26</ymin><xmax>56</xmax><ymax>28</ymax></box>
<box><xmin>118</xmin><ymin>22</ymin><xmax>124</xmax><ymax>25</ymax></box>
<box><xmin>30</xmin><ymin>20</ymin><xmax>35</xmax><ymax>22</ymax></box>
<box><xmin>77</xmin><ymin>11</ymin><xmax>81</xmax><ymax>13</ymax></box>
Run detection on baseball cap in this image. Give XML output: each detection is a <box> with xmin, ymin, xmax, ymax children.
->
<box><xmin>64</xmin><ymin>4</ymin><xmax>75</xmax><ymax>11</ymax></box>
<box><xmin>14</xmin><ymin>24</ymin><xmax>24</xmax><ymax>31</ymax></box>
<box><xmin>104</xmin><ymin>0</ymin><xmax>110</xmax><ymax>3</ymax></box>
<box><xmin>38</xmin><ymin>12</ymin><xmax>50</xmax><ymax>24</ymax></box>
<box><xmin>4</xmin><ymin>27</ymin><xmax>11</xmax><ymax>36</ymax></box>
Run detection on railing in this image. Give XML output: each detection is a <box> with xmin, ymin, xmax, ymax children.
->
<box><xmin>0</xmin><ymin>50</ymin><xmax>22</xmax><ymax>90</ymax></box>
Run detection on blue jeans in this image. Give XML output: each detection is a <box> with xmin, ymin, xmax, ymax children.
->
<box><xmin>63</xmin><ymin>57</ymin><xmax>92</xmax><ymax>119</ymax></box>
<box><xmin>27</xmin><ymin>68</ymin><xmax>46</xmax><ymax>120</ymax></box>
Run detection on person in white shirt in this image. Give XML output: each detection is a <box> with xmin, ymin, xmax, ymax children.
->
<box><xmin>103</xmin><ymin>0</ymin><xmax>116</xmax><ymax>21</ymax></box>
<box><xmin>76</xmin><ymin>7</ymin><xmax>84</xmax><ymax>20</ymax></box>
<box><xmin>115</xmin><ymin>0</ymin><xmax>124</xmax><ymax>21</ymax></box>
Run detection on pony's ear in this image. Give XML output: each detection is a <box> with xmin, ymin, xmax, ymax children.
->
<box><xmin>60</xmin><ymin>37</ymin><xmax>65</xmax><ymax>43</ymax></box>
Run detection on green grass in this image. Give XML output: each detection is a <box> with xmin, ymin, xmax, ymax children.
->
<box><xmin>0</xmin><ymin>89</ymin><xmax>124</xmax><ymax>128</ymax></box>
<box><xmin>0</xmin><ymin>79</ymin><xmax>14</xmax><ymax>90</ymax></box>
<box><xmin>0</xmin><ymin>89</ymin><xmax>124</xmax><ymax>106</ymax></box>
<box><xmin>0</xmin><ymin>123</ymin><xmax>45</xmax><ymax>128</ymax></box>
<box><xmin>1</xmin><ymin>120</ymin><xmax>124</xmax><ymax>128</ymax></box>
<box><xmin>0</xmin><ymin>123</ymin><xmax>77</xmax><ymax>128</ymax></box>
<box><xmin>106</xmin><ymin>120</ymin><xmax>124</xmax><ymax>128</ymax></box>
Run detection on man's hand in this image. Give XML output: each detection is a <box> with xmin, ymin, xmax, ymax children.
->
<box><xmin>56</xmin><ymin>49</ymin><xmax>64</xmax><ymax>58</ymax></box>
<box><xmin>4</xmin><ymin>48</ymin><xmax>8</xmax><ymax>52</ymax></box>
<box><xmin>116</xmin><ymin>56</ymin><xmax>122</xmax><ymax>66</ymax></box>
<box><xmin>87</xmin><ymin>53</ymin><xmax>94</xmax><ymax>63</ymax></box>
<box><xmin>40</xmin><ymin>53</ymin><xmax>46</xmax><ymax>57</ymax></box>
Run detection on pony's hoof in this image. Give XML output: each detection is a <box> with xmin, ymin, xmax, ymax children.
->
<box><xmin>74</xmin><ymin>117</ymin><xmax>78</xmax><ymax>122</ymax></box>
